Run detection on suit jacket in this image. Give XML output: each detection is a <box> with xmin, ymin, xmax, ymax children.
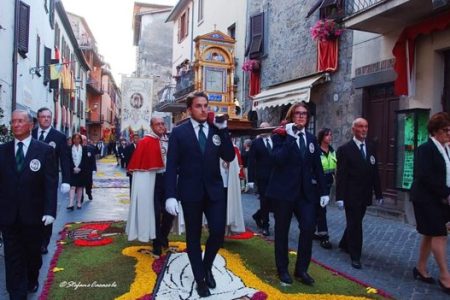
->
<box><xmin>336</xmin><ymin>139</ymin><xmax>382</xmax><ymax>206</ymax></box>
<box><xmin>124</xmin><ymin>143</ymin><xmax>137</xmax><ymax>167</ymax></box>
<box><xmin>165</xmin><ymin>120</ymin><xmax>235</xmax><ymax>203</ymax></box>
<box><xmin>0</xmin><ymin>139</ymin><xmax>58</xmax><ymax>226</ymax></box>
<box><xmin>410</xmin><ymin>139</ymin><xmax>450</xmax><ymax>204</ymax></box>
<box><xmin>32</xmin><ymin>127</ymin><xmax>70</xmax><ymax>183</ymax></box>
<box><xmin>86</xmin><ymin>144</ymin><xmax>97</xmax><ymax>172</ymax></box>
<box><xmin>266</xmin><ymin>131</ymin><xmax>327</xmax><ymax>203</ymax></box>
<box><xmin>248</xmin><ymin>136</ymin><xmax>275</xmax><ymax>183</ymax></box>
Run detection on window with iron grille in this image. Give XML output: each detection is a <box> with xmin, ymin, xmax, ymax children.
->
<box><xmin>18</xmin><ymin>1</ymin><xmax>30</xmax><ymax>57</ymax></box>
<box><xmin>247</xmin><ymin>13</ymin><xmax>264</xmax><ymax>59</ymax></box>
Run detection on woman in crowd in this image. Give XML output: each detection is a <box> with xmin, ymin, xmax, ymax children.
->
<box><xmin>68</xmin><ymin>133</ymin><xmax>89</xmax><ymax>210</ymax></box>
<box><xmin>314</xmin><ymin>128</ymin><xmax>337</xmax><ymax>249</ymax></box>
<box><xmin>410</xmin><ymin>112</ymin><xmax>450</xmax><ymax>294</ymax></box>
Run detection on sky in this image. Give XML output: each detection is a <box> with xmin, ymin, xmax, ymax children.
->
<box><xmin>62</xmin><ymin>0</ymin><xmax>178</xmax><ymax>85</ymax></box>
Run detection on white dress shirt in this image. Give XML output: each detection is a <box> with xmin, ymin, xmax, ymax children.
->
<box><xmin>353</xmin><ymin>136</ymin><xmax>366</xmax><ymax>157</ymax></box>
<box><xmin>38</xmin><ymin>126</ymin><xmax>51</xmax><ymax>141</ymax></box>
<box><xmin>190</xmin><ymin>118</ymin><xmax>209</xmax><ymax>140</ymax></box>
<box><xmin>15</xmin><ymin>135</ymin><xmax>32</xmax><ymax>157</ymax></box>
<box><xmin>72</xmin><ymin>145</ymin><xmax>82</xmax><ymax>168</ymax></box>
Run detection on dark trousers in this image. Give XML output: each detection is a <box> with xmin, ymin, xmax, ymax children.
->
<box><xmin>2</xmin><ymin>223</ymin><xmax>44</xmax><ymax>300</ymax></box>
<box><xmin>339</xmin><ymin>204</ymin><xmax>367</xmax><ymax>261</ymax></box>
<box><xmin>181</xmin><ymin>192</ymin><xmax>227</xmax><ymax>284</ymax></box>
<box><xmin>153</xmin><ymin>174</ymin><xmax>174</xmax><ymax>249</ymax></box>
<box><xmin>255</xmin><ymin>179</ymin><xmax>271</xmax><ymax>228</ymax></box>
<box><xmin>85</xmin><ymin>173</ymin><xmax>93</xmax><ymax>197</ymax></box>
<box><xmin>274</xmin><ymin>198</ymin><xmax>316</xmax><ymax>274</ymax></box>
<box><xmin>41</xmin><ymin>224</ymin><xmax>52</xmax><ymax>249</ymax></box>
<box><xmin>316</xmin><ymin>183</ymin><xmax>332</xmax><ymax>234</ymax></box>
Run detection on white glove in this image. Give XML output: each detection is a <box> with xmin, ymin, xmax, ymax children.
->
<box><xmin>246</xmin><ymin>182</ymin><xmax>255</xmax><ymax>189</ymax></box>
<box><xmin>92</xmin><ymin>171</ymin><xmax>96</xmax><ymax>175</ymax></box>
<box><xmin>42</xmin><ymin>215</ymin><xmax>55</xmax><ymax>226</ymax></box>
<box><xmin>336</xmin><ymin>200</ymin><xmax>344</xmax><ymax>210</ymax></box>
<box><xmin>377</xmin><ymin>198</ymin><xmax>384</xmax><ymax>206</ymax></box>
<box><xmin>60</xmin><ymin>183</ymin><xmax>70</xmax><ymax>194</ymax></box>
<box><xmin>320</xmin><ymin>195</ymin><xmax>330</xmax><ymax>208</ymax></box>
<box><xmin>165</xmin><ymin>198</ymin><xmax>179</xmax><ymax>216</ymax></box>
<box><xmin>213</xmin><ymin>119</ymin><xmax>228</xmax><ymax>130</ymax></box>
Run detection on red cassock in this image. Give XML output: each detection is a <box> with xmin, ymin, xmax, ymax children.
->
<box><xmin>127</xmin><ymin>135</ymin><xmax>164</xmax><ymax>172</ymax></box>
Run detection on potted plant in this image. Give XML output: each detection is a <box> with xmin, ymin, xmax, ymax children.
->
<box><xmin>242</xmin><ymin>59</ymin><xmax>260</xmax><ymax>73</ymax></box>
<box><xmin>310</xmin><ymin>19</ymin><xmax>343</xmax><ymax>42</ymax></box>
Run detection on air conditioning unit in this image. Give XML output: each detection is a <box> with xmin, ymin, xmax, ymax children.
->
<box><xmin>432</xmin><ymin>0</ymin><xmax>449</xmax><ymax>9</ymax></box>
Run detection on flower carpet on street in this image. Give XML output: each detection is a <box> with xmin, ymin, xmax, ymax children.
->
<box><xmin>39</xmin><ymin>221</ymin><xmax>391</xmax><ymax>300</ymax></box>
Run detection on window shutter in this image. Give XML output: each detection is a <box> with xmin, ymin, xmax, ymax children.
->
<box><xmin>18</xmin><ymin>1</ymin><xmax>30</xmax><ymax>57</ymax></box>
<box><xmin>49</xmin><ymin>0</ymin><xmax>55</xmax><ymax>29</ymax></box>
<box><xmin>178</xmin><ymin>16</ymin><xmax>182</xmax><ymax>42</ymax></box>
<box><xmin>44</xmin><ymin>47</ymin><xmax>51</xmax><ymax>85</ymax></box>
<box><xmin>248</xmin><ymin>12</ymin><xmax>264</xmax><ymax>58</ymax></box>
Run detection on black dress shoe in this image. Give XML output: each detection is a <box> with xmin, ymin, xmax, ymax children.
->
<box><xmin>88</xmin><ymin>194</ymin><xmax>93</xmax><ymax>200</ymax></box>
<box><xmin>196</xmin><ymin>281</ymin><xmax>211</xmax><ymax>298</ymax></box>
<box><xmin>262</xmin><ymin>228</ymin><xmax>270</xmax><ymax>236</ymax></box>
<box><xmin>66</xmin><ymin>206</ymin><xmax>74</xmax><ymax>211</ymax></box>
<box><xmin>320</xmin><ymin>239</ymin><xmax>332</xmax><ymax>249</ymax></box>
<box><xmin>351</xmin><ymin>260</ymin><xmax>362</xmax><ymax>269</ymax></box>
<box><xmin>41</xmin><ymin>246</ymin><xmax>48</xmax><ymax>255</ymax></box>
<box><xmin>413</xmin><ymin>267</ymin><xmax>435</xmax><ymax>284</ymax></box>
<box><xmin>278</xmin><ymin>271</ymin><xmax>293</xmax><ymax>285</ymax></box>
<box><xmin>439</xmin><ymin>280</ymin><xmax>450</xmax><ymax>295</ymax></box>
<box><xmin>28</xmin><ymin>282</ymin><xmax>39</xmax><ymax>293</ymax></box>
<box><xmin>205</xmin><ymin>269</ymin><xmax>216</xmax><ymax>289</ymax></box>
<box><xmin>152</xmin><ymin>246</ymin><xmax>162</xmax><ymax>257</ymax></box>
<box><xmin>294</xmin><ymin>272</ymin><xmax>315</xmax><ymax>285</ymax></box>
<box><xmin>252</xmin><ymin>213</ymin><xmax>263</xmax><ymax>228</ymax></box>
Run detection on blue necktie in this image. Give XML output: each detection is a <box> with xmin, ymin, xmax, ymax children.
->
<box><xmin>16</xmin><ymin>142</ymin><xmax>25</xmax><ymax>172</ymax></box>
<box><xmin>360</xmin><ymin>143</ymin><xmax>366</xmax><ymax>159</ymax></box>
<box><xmin>299</xmin><ymin>132</ymin><xmax>306</xmax><ymax>157</ymax></box>
<box><xmin>198</xmin><ymin>124</ymin><xmax>207</xmax><ymax>154</ymax></box>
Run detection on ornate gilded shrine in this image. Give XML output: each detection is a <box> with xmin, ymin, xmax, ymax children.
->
<box><xmin>194</xmin><ymin>31</ymin><xmax>237</xmax><ymax>118</ymax></box>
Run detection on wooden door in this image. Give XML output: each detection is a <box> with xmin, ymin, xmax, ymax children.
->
<box><xmin>363</xmin><ymin>83</ymin><xmax>399</xmax><ymax>204</ymax></box>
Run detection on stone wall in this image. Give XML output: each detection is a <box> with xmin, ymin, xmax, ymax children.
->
<box><xmin>247</xmin><ymin>0</ymin><xmax>360</xmax><ymax>148</ymax></box>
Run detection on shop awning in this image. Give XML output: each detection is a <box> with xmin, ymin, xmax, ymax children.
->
<box><xmin>252</xmin><ymin>73</ymin><xmax>329</xmax><ymax>110</ymax></box>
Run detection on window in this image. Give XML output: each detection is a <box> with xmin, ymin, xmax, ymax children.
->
<box><xmin>44</xmin><ymin>47</ymin><xmax>51</xmax><ymax>85</ymax></box>
<box><xmin>178</xmin><ymin>9</ymin><xmax>189</xmax><ymax>43</ymax></box>
<box><xmin>247</xmin><ymin>13</ymin><xmax>264</xmax><ymax>59</ymax></box>
<box><xmin>319</xmin><ymin>0</ymin><xmax>345</xmax><ymax>20</ymax></box>
<box><xmin>198</xmin><ymin>0</ymin><xmax>204</xmax><ymax>23</ymax></box>
<box><xmin>18</xmin><ymin>1</ymin><xmax>30</xmax><ymax>57</ymax></box>
<box><xmin>228</xmin><ymin>23</ymin><xmax>236</xmax><ymax>39</ymax></box>
<box><xmin>49</xmin><ymin>0</ymin><xmax>55</xmax><ymax>29</ymax></box>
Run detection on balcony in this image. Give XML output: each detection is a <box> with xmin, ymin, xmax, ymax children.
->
<box><xmin>173</xmin><ymin>69</ymin><xmax>195</xmax><ymax>100</ymax></box>
<box><xmin>155</xmin><ymin>84</ymin><xmax>186</xmax><ymax>113</ymax></box>
<box><xmin>343</xmin><ymin>0</ymin><xmax>449</xmax><ymax>33</ymax></box>
<box><xmin>86</xmin><ymin>76</ymin><xmax>103</xmax><ymax>95</ymax></box>
<box><xmin>85</xmin><ymin>112</ymin><xmax>104</xmax><ymax>124</ymax></box>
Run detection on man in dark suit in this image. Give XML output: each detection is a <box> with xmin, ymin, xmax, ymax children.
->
<box><xmin>32</xmin><ymin>107</ymin><xmax>70</xmax><ymax>254</ymax></box>
<box><xmin>247</xmin><ymin>122</ymin><xmax>274</xmax><ymax>236</ymax></box>
<box><xmin>336</xmin><ymin>117</ymin><xmax>383</xmax><ymax>269</ymax></box>
<box><xmin>82</xmin><ymin>135</ymin><xmax>97</xmax><ymax>201</ymax></box>
<box><xmin>0</xmin><ymin>109</ymin><xmax>58</xmax><ymax>299</ymax></box>
<box><xmin>165</xmin><ymin>91</ymin><xmax>235</xmax><ymax>297</ymax></box>
<box><xmin>118</xmin><ymin>140</ymin><xmax>127</xmax><ymax>168</ymax></box>
<box><xmin>124</xmin><ymin>134</ymin><xmax>139</xmax><ymax>190</ymax></box>
<box><xmin>266</xmin><ymin>102</ymin><xmax>328</xmax><ymax>286</ymax></box>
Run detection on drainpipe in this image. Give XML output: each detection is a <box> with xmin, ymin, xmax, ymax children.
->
<box><xmin>190</xmin><ymin>0</ymin><xmax>194</xmax><ymax>62</ymax></box>
<box><xmin>11</xmin><ymin>0</ymin><xmax>20</xmax><ymax>112</ymax></box>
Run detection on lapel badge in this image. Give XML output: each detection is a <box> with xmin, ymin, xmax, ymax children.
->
<box><xmin>212</xmin><ymin>134</ymin><xmax>221</xmax><ymax>146</ymax></box>
<box><xmin>30</xmin><ymin>159</ymin><xmax>41</xmax><ymax>172</ymax></box>
<box><xmin>370</xmin><ymin>155</ymin><xmax>376</xmax><ymax>165</ymax></box>
<box><xmin>309</xmin><ymin>142</ymin><xmax>315</xmax><ymax>153</ymax></box>
<box><xmin>87</xmin><ymin>152</ymin><xmax>91</xmax><ymax>157</ymax></box>
<box><xmin>49</xmin><ymin>141</ymin><xmax>56</xmax><ymax>148</ymax></box>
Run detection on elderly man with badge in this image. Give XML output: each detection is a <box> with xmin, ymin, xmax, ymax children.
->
<box><xmin>0</xmin><ymin>109</ymin><xmax>58</xmax><ymax>298</ymax></box>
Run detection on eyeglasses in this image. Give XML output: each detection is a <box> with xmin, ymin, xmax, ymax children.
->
<box><xmin>293</xmin><ymin>111</ymin><xmax>308</xmax><ymax>117</ymax></box>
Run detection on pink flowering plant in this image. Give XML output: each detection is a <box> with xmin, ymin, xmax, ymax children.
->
<box><xmin>242</xmin><ymin>59</ymin><xmax>260</xmax><ymax>72</ymax></box>
<box><xmin>310</xmin><ymin>19</ymin><xmax>343</xmax><ymax>41</ymax></box>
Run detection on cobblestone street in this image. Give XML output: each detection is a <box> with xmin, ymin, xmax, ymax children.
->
<box><xmin>1</xmin><ymin>157</ymin><xmax>449</xmax><ymax>299</ymax></box>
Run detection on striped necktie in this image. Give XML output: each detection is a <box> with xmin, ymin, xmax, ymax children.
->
<box><xmin>16</xmin><ymin>142</ymin><xmax>25</xmax><ymax>172</ymax></box>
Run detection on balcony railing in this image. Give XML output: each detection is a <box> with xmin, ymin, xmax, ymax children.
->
<box><xmin>174</xmin><ymin>69</ymin><xmax>195</xmax><ymax>99</ymax></box>
<box><xmin>158</xmin><ymin>84</ymin><xmax>176</xmax><ymax>103</ymax></box>
<box><xmin>85</xmin><ymin>112</ymin><xmax>104</xmax><ymax>124</ymax></box>
<box><xmin>345</xmin><ymin>0</ymin><xmax>384</xmax><ymax>17</ymax></box>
